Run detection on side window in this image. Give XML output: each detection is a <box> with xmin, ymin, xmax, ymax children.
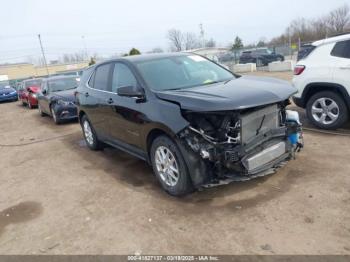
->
<box><xmin>93</xmin><ymin>63</ymin><xmax>111</xmax><ymax>91</ymax></box>
<box><xmin>88</xmin><ymin>72</ymin><xmax>95</xmax><ymax>87</ymax></box>
<box><xmin>331</xmin><ymin>40</ymin><xmax>350</xmax><ymax>59</ymax></box>
<box><xmin>112</xmin><ymin>63</ymin><xmax>138</xmax><ymax>93</ymax></box>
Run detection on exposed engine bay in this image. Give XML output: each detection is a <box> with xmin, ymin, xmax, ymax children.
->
<box><xmin>179</xmin><ymin>100</ymin><xmax>303</xmax><ymax>185</ymax></box>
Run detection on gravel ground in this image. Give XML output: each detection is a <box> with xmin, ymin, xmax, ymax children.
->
<box><xmin>0</xmin><ymin>71</ymin><xmax>349</xmax><ymax>255</ymax></box>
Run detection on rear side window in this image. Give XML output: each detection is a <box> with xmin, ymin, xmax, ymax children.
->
<box><xmin>93</xmin><ymin>63</ymin><xmax>111</xmax><ymax>91</ymax></box>
<box><xmin>331</xmin><ymin>40</ymin><xmax>350</xmax><ymax>59</ymax></box>
<box><xmin>297</xmin><ymin>45</ymin><xmax>316</xmax><ymax>61</ymax></box>
<box><xmin>112</xmin><ymin>63</ymin><xmax>137</xmax><ymax>93</ymax></box>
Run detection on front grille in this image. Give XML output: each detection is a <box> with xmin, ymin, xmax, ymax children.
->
<box><xmin>240</xmin><ymin>104</ymin><xmax>279</xmax><ymax>144</ymax></box>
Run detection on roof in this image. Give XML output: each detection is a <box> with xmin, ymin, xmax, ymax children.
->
<box><xmin>313</xmin><ymin>33</ymin><xmax>350</xmax><ymax>46</ymax></box>
<box><xmin>96</xmin><ymin>52</ymin><xmax>189</xmax><ymax>65</ymax></box>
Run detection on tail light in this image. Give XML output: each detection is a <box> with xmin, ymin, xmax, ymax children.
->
<box><xmin>294</xmin><ymin>65</ymin><xmax>305</xmax><ymax>75</ymax></box>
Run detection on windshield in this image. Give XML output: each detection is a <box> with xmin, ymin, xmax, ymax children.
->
<box><xmin>0</xmin><ymin>81</ymin><xmax>10</xmax><ymax>89</ymax></box>
<box><xmin>25</xmin><ymin>79</ymin><xmax>42</xmax><ymax>88</ymax></box>
<box><xmin>48</xmin><ymin>77</ymin><xmax>79</xmax><ymax>92</ymax></box>
<box><xmin>135</xmin><ymin>55</ymin><xmax>234</xmax><ymax>91</ymax></box>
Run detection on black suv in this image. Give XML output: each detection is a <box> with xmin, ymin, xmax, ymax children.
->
<box><xmin>239</xmin><ymin>48</ymin><xmax>284</xmax><ymax>66</ymax></box>
<box><xmin>76</xmin><ymin>53</ymin><xmax>302</xmax><ymax>196</ymax></box>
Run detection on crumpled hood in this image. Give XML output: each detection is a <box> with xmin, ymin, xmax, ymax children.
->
<box><xmin>52</xmin><ymin>89</ymin><xmax>76</xmax><ymax>101</ymax></box>
<box><xmin>154</xmin><ymin>75</ymin><xmax>297</xmax><ymax>111</ymax></box>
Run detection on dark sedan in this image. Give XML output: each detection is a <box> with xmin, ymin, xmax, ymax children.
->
<box><xmin>37</xmin><ymin>76</ymin><xmax>80</xmax><ymax>124</ymax></box>
<box><xmin>0</xmin><ymin>81</ymin><xmax>17</xmax><ymax>102</ymax></box>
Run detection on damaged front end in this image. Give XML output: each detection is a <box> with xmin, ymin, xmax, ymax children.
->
<box><xmin>178</xmin><ymin>101</ymin><xmax>303</xmax><ymax>187</ymax></box>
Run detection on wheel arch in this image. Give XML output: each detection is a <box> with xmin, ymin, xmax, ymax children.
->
<box><xmin>145</xmin><ymin>127</ymin><xmax>176</xmax><ymax>162</ymax></box>
<box><xmin>78</xmin><ymin>110</ymin><xmax>86</xmax><ymax>124</ymax></box>
<box><xmin>301</xmin><ymin>83</ymin><xmax>350</xmax><ymax>110</ymax></box>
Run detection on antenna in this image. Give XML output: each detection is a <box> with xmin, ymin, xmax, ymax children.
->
<box><xmin>37</xmin><ymin>34</ymin><xmax>49</xmax><ymax>76</ymax></box>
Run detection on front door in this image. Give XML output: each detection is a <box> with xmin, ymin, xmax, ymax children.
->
<box><xmin>106</xmin><ymin>62</ymin><xmax>143</xmax><ymax>149</ymax></box>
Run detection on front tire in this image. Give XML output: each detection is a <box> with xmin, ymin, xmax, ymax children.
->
<box><xmin>306</xmin><ymin>91</ymin><xmax>349</xmax><ymax>130</ymax></box>
<box><xmin>51</xmin><ymin>105</ymin><xmax>60</xmax><ymax>125</ymax></box>
<box><xmin>81</xmin><ymin>115</ymin><xmax>103</xmax><ymax>151</ymax></box>
<box><xmin>150</xmin><ymin>135</ymin><xmax>194</xmax><ymax>196</ymax></box>
<box><xmin>39</xmin><ymin>104</ymin><xmax>47</xmax><ymax>117</ymax></box>
<box><xmin>27</xmin><ymin>99</ymin><xmax>32</xmax><ymax>109</ymax></box>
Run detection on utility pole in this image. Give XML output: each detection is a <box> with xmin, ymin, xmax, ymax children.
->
<box><xmin>37</xmin><ymin>34</ymin><xmax>49</xmax><ymax>76</ymax></box>
<box><xmin>199</xmin><ymin>23</ymin><xmax>205</xmax><ymax>48</ymax></box>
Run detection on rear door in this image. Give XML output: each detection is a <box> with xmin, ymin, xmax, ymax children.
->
<box><xmin>82</xmin><ymin>63</ymin><xmax>113</xmax><ymax>139</ymax></box>
<box><xmin>106</xmin><ymin>62</ymin><xmax>143</xmax><ymax>148</ymax></box>
<box><xmin>330</xmin><ymin>40</ymin><xmax>350</xmax><ymax>92</ymax></box>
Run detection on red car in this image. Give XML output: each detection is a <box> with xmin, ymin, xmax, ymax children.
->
<box><xmin>18</xmin><ymin>79</ymin><xmax>43</xmax><ymax>109</ymax></box>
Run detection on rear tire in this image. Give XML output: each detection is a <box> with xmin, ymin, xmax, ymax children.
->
<box><xmin>306</xmin><ymin>91</ymin><xmax>348</xmax><ymax>130</ymax></box>
<box><xmin>81</xmin><ymin>115</ymin><xmax>103</xmax><ymax>151</ymax></box>
<box><xmin>150</xmin><ymin>135</ymin><xmax>194</xmax><ymax>196</ymax></box>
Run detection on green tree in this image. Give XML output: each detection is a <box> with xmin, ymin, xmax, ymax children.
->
<box><xmin>232</xmin><ymin>36</ymin><xmax>244</xmax><ymax>50</ymax></box>
<box><xmin>129</xmin><ymin>48</ymin><xmax>141</xmax><ymax>56</ymax></box>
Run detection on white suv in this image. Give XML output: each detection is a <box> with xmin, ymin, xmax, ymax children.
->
<box><xmin>293</xmin><ymin>34</ymin><xmax>350</xmax><ymax>129</ymax></box>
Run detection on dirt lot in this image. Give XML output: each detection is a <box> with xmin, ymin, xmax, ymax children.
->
<box><xmin>0</xmin><ymin>71</ymin><xmax>350</xmax><ymax>255</ymax></box>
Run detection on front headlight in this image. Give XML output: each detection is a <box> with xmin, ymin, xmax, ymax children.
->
<box><xmin>10</xmin><ymin>91</ymin><xmax>16</xmax><ymax>95</ymax></box>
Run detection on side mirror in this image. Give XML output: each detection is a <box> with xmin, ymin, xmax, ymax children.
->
<box><xmin>42</xmin><ymin>89</ymin><xmax>47</xmax><ymax>95</ymax></box>
<box><xmin>117</xmin><ymin>85</ymin><xmax>144</xmax><ymax>98</ymax></box>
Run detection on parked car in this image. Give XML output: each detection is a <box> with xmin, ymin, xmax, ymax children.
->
<box><xmin>37</xmin><ymin>76</ymin><xmax>80</xmax><ymax>124</ymax></box>
<box><xmin>239</xmin><ymin>48</ymin><xmax>284</xmax><ymax>66</ymax></box>
<box><xmin>76</xmin><ymin>53</ymin><xmax>303</xmax><ymax>196</ymax></box>
<box><xmin>18</xmin><ymin>78</ymin><xmax>43</xmax><ymax>108</ymax></box>
<box><xmin>0</xmin><ymin>80</ymin><xmax>17</xmax><ymax>102</ymax></box>
<box><xmin>293</xmin><ymin>33</ymin><xmax>350</xmax><ymax>129</ymax></box>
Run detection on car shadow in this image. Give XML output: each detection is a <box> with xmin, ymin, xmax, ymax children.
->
<box><xmin>61</xmin><ymin>133</ymin><xmax>306</xmax><ymax>214</ymax></box>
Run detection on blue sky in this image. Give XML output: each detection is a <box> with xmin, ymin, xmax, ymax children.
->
<box><xmin>0</xmin><ymin>0</ymin><xmax>348</xmax><ymax>63</ymax></box>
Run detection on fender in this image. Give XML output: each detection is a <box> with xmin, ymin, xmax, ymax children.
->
<box><xmin>301</xmin><ymin>82</ymin><xmax>350</xmax><ymax>109</ymax></box>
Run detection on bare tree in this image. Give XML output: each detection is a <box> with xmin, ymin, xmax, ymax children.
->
<box><xmin>167</xmin><ymin>29</ymin><xmax>184</xmax><ymax>51</ymax></box>
<box><xmin>205</xmin><ymin>38</ymin><xmax>216</xmax><ymax>48</ymax></box>
<box><xmin>184</xmin><ymin>32</ymin><xmax>200</xmax><ymax>50</ymax></box>
<box><xmin>327</xmin><ymin>4</ymin><xmax>350</xmax><ymax>33</ymax></box>
<box><xmin>150</xmin><ymin>47</ymin><xmax>164</xmax><ymax>53</ymax></box>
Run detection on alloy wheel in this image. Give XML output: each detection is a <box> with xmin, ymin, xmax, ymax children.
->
<box><xmin>154</xmin><ymin>146</ymin><xmax>179</xmax><ymax>187</ymax></box>
<box><xmin>83</xmin><ymin>120</ymin><xmax>94</xmax><ymax>146</ymax></box>
<box><xmin>311</xmin><ymin>97</ymin><xmax>339</xmax><ymax>125</ymax></box>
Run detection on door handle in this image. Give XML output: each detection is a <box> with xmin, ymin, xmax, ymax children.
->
<box><xmin>107</xmin><ymin>98</ymin><xmax>114</xmax><ymax>104</ymax></box>
<box><xmin>340</xmin><ymin>65</ymin><xmax>350</xmax><ymax>69</ymax></box>
<box><xmin>85</xmin><ymin>92</ymin><xmax>89</xmax><ymax>97</ymax></box>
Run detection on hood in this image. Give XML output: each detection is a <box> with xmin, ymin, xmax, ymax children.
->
<box><xmin>52</xmin><ymin>89</ymin><xmax>76</xmax><ymax>101</ymax></box>
<box><xmin>0</xmin><ymin>87</ymin><xmax>16</xmax><ymax>95</ymax></box>
<box><xmin>28</xmin><ymin>86</ymin><xmax>41</xmax><ymax>93</ymax></box>
<box><xmin>154</xmin><ymin>75</ymin><xmax>297</xmax><ymax>112</ymax></box>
